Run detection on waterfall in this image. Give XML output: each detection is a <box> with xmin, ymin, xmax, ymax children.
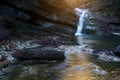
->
<box><xmin>75</xmin><ymin>8</ymin><xmax>88</xmax><ymax>35</ymax></box>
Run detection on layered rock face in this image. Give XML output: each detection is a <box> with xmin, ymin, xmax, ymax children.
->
<box><xmin>0</xmin><ymin>0</ymin><xmax>120</xmax><ymax>38</ymax></box>
<box><xmin>0</xmin><ymin>0</ymin><xmax>75</xmax><ymax>40</ymax></box>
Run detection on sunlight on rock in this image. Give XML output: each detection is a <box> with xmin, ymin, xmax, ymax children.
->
<box><xmin>63</xmin><ymin>0</ymin><xmax>83</xmax><ymax>8</ymax></box>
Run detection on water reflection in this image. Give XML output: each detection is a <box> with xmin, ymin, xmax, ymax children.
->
<box><xmin>75</xmin><ymin>35</ymin><xmax>120</xmax><ymax>49</ymax></box>
<box><xmin>61</xmin><ymin>52</ymin><xmax>93</xmax><ymax>80</ymax></box>
<box><xmin>0</xmin><ymin>62</ymin><xmax>64</xmax><ymax>80</ymax></box>
<box><xmin>60</xmin><ymin>46</ymin><xmax>100</xmax><ymax>80</ymax></box>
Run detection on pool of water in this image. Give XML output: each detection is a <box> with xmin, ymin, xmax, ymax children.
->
<box><xmin>75</xmin><ymin>35</ymin><xmax>120</xmax><ymax>49</ymax></box>
<box><xmin>0</xmin><ymin>35</ymin><xmax>120</xmax><ymax>80</ymax></box>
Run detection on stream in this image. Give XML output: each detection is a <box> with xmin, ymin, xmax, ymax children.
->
<box><xmin>0</xmin><ymin>35</ymin><xmax>120</xmax><ymax>80</ymax></box>
<box><xmin>0</xmin><ymin>0</ymin><xmax>120</xmax><ymax>80</ymax></box>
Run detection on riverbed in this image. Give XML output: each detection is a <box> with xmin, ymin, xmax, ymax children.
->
<box><xmin>0</xmin><ymin>35</ymin><xmax>120</xmax><ymax>80</ymax></box>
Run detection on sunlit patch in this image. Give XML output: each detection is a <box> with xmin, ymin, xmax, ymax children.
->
<box><xmin>59</xmin><ymin>45</ymin><xmax>107</xmax><ymax>80</ymax></box>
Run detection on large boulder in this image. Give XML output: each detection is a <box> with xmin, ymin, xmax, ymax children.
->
<box><xmin>0</xmin><ymin>0</ymin><xmax>120</xmax><ymax>36</ymax></box>
<box><xmin>13</xmin><ymin>48</ymin><xmax>65</xmax><ymax>60</ymax></box>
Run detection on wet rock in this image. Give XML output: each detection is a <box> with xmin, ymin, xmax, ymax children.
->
<box><xmin>0</xmin><ymin>0</ymin><xmax>74</xmax><ymax>36</ymax></box>
<box><xmin>114</xmin><ymin>45</ymin><xmax>120</xmax><ymax>57</ymax></box>
<box><xmin>0</xmin><ymin>55</ymin><xmax>7</xmax><ymax>67</ymax></box>
<box><xmin>97</xmin><ymin>54</ymin><xmax>120</xmax><ymax>62</ymax></box>
<box><xmin>0</xmin><ymin>55</ymin><xmax>6</xmax><ymax>62</ymax></box>
<box><xmin>13</xmin><ymin>48</ymin><xmax>65</xmax><ymax>60</ymax></box>
<box><xmin>92</xmin><ymin>49</ymin><xmax>120</xmax><ymax>61</ymax></box>
<box><xmin>0</xmin><ymin>0</ymin><xmax>120</xmax><ymax>36</ymax></box>
<box><xmin>0</xmin><ymin>65</ymin><xmax>15</xmax><ymax>77</ymax></box>
<box><xmin>19</xmin><ymin>66</ymin><xmax>38</xmax><ymax>78</ymax></box>
<box><xmin>93</xmin><ymin>68</ymin><xmax>107</xmax><ymax>75</ymax></box>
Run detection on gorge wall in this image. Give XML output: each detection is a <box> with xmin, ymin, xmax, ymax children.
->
<box><xmin>0</xmin><ymin>0</ymin><xmax>120</xmax><ymax>40</ymax></box>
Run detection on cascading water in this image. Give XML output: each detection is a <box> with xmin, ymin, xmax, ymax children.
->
<box><xmin>75</xmin><ymin>8</ymin><xmax>88</xmax><ymax>35</ymax></box>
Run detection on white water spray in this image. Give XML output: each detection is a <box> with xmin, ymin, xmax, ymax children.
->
<box><xmin>74</xmin><ymin>8</ymin><xmax>88</xmax><ymax>35</ymax></box>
